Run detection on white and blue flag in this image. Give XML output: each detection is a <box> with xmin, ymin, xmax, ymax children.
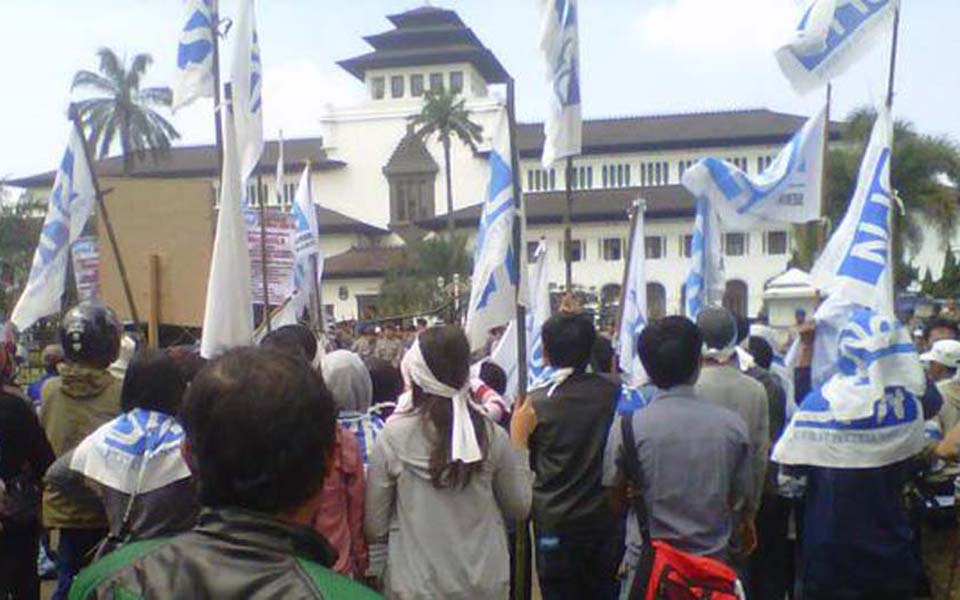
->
<box><xmin>466</xmin><ymin>111</ymin><xmax>518</xmax><ymax>351</ymax></box>
<box><xmin>11</xmin><ymin>128</ymin><xmax>97</xmax><ymax>332</ymax></box>
<box><xmin>683</xmin><ymin>197</ymin><xmax>725</xmax><ymax>320</ymax></box>
<box><xmin>812</xmin><ymin>105</ymin><xmax>895</xmax><ymax>316</ymax></box>
<box><xmin>772</xmin><ymin>308</ymin><xmax>927</xmax><ymax>469</ymax></box>
<box><xmin>682</xmin><ymin>105</ymin><xmax>827</xmax><ymax>229</ymax></box>
<box><xmin>173</xmin><ymin>0</ymin><xmax>215</xmax><ymax>112</ymax></box>
<box><xmin>231</xmin><ymin>0</ymin><xmax>264</xmax><ymax>184</ymax></box>
<box><xmin>777</xmin><ymin>0</ymin><xmax>899</xmax><ymax>95</ymax></box>
<box><xmin>537</xmin><ymin>0</ymin><xmax>582</xmax><ymax>168</ymax></box>
<box><xmin>617</xmin><ymin>202</ymin><xmax>648</xmax><ymax>384</ymax></box>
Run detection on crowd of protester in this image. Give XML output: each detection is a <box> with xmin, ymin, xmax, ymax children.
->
<box><xmin>1</xmin><ymin>298</ymin><xmax>959</xmax><ymax>599</ymax></box>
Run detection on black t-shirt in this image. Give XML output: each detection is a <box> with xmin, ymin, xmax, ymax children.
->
<box><xmin>0</xmin><ymin>387</ymin><xmax>54</xmax><ymax>481</ymax></box>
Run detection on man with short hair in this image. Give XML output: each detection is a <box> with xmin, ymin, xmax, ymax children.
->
<box><xmin>921</xmin><ymin>338</ymin><xmax>960</xmax><ymax>432</ymax></box>
<box><xmin>604</xmin><ymin>316</ymin><xmax>753</xmax><ymax>597</ymax></box>
<box><xmin>522</xmin><ymin>313</ymin><xmax>621</xmax><ymax>599</ymax></box>
<box><xmin>27</xmin><ymin>344</ymin><xmax>64</xmax><ymax>411</ymax></box>
<box><xmin>924</xmin><ymin>317</ymin><xmax>959</xmax><ymax>351</ymax></box>
<box><xmin>69</xmin><ymin>347</ymin><xmax>378</xmax><ymax>599</ymax></box>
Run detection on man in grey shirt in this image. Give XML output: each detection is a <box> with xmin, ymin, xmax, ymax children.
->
<box><xmin>604</xmin><ymin>316</ymin><xmax>753</xmax><ymax>598</ymax></box>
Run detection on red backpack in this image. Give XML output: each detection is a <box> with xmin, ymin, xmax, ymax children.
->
<box><xmin>620</xmin><ymin>414</ymin><xmax>741</xmax><ymax>600</ymax></box>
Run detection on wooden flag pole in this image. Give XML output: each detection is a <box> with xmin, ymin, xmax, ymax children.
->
<box><xmin>257</xmin><ymin>173</ymin><xmax>272</xmax><ymax>333</ymax></box>
<box><xmin>68</xmin><ymin>104</ymin><xmax>143</xmax><ymax>337</ymax></box>
<box><xmin>506</xmin><ymin>77</ymin><xmax>530</xmax><ymax>600</ymax></box>
<box><xmin>563</xmin><ymin>155</ymin><xmax>574</xmax><ymax>292</ymax></box>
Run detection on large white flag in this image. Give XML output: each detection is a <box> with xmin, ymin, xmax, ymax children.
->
<box><xmin>200</xmin><ymin>103</ymin><xmax>254</xmax><ymax>358</ymax></box>
<box><xmin>173</xmin><ymin>0</ymin><xmax>215</xmax><ymax>112</ymax></box>
<box><xmin>537</xmin><ymin>0</ymin><xmax>582</xmax><ymax>168</ymax></box>
<box><xmin>812</xmin><ymin>104</ymin><xmax>895</xmax><ymax>315</ymax></box>
<box><xmin>11</xmin><ymin>128</ymin><xmax>97</xmax><ymax>331</ymax></box>
<box><xmin>489</xmin><ymin>240</ymin><xmax>550</xmax><ymax>400</ymax></box>
<box><xmin>682</xmin><ymin>105</ymin><xmax>827</xmax><ymax>229</ymax></box>
<box><xmin>777</xmin><ymin>0</ymin><xmax>899</xmax><ymax>95</ymax></box>
<box><xmin>230</xmin><ymin>0</ymin><xmax>264</xmax><ymax>184</ymax></box>
<box><xmin>617</xmin><ymin>203</ymin><xmax>648</xmax><ymax>384</ymax></box>
<box><xmin>683</xmin><ymin>197</ymin><xmax>725</xmax><ymax>319</ymax></box>
<box><xmin>465</xmin><ymin>111</ymin><xmax>518</xmax><ymax>351</ymax></box>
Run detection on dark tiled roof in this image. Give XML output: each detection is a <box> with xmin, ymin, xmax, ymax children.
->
<box><xmin>417</xmin><ymin>185</ymin><xmax>695</xmax><ymax>231</ymax></box>
<box><xmin>338</xmin><ymin>7</ymin><xmax>509</xmax><ymax>84</ymax></box>
<box><xmin>383</xmin><ymin>130</ymin><xmax>439</xmax><ymax>175</ymax></box>
<box><xmin>8</xmin><ymin>138</ymin><xmax>345</xmax><ymax>188</ymax></box>
<box><xmin>323</xmin><ymin>246</ymin><xmax>406</xmax><ymax>279</ymax></box>
<box><xmin>316</xmin><ymin>206</ymin><xmax>389</xmax><ymax>236</ymax></box>
<box><xmin>516</xmin><ymin>109</ymin><xmax>844</xmax><ymax>157</ymax></box>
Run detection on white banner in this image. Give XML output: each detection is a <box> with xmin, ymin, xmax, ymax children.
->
<box><xmin>173</xmin><ymin>0</ymin><xmax>215</xmax><ymax>112</ymax></box>
<box><xmin>230</xmin><ymin>0</ymin><xmax>264</xmax><ymax>184</ymax></box>
<box><xmin>537</xmin><ymin>0</ymin><xmax>582</xmax><ymax>167</ymax></box>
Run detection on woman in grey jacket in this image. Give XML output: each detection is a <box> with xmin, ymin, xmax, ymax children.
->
<box><xmin>365</xmin><ymin>326</ymin><xmax>532</xmax><ymax>600</ymax></box>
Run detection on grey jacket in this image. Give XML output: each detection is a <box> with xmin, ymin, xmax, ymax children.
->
<box><xmin>365</xmin><ymin>412</ymin><xmax>532</xmax><ymax>600</ymax></box>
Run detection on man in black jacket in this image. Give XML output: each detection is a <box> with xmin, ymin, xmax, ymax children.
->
<box><xmin>69</xmin><ymin>347</ymin><xmax>378</xmax><ymax>599</ymax></box>
<box><xmin>521</xmin><ymin>313</ymin><xmax>621</xmax><ymax>599</ymax></box>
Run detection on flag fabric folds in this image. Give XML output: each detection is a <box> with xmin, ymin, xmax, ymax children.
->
<box><xmin>776</xmin><ymin>0</ymin><xmax>899</xmax><ymax>95</ymax></box>
<box><xmin>465</xmin><ymin>111</ymin><xmax>518</xmax><ymax>351</ymax></box>
<box><xmin>537</xmin><ymin>0</ymin><xmax>582</xmax><ymax>168</ymax></box>
<box><xmin>616</xmin><ymin>203</ymin><xmax>647</xmax><ymax>385</ymax></box>
<box><xmin>11</xmin><ymin>128</ymin><xmax>97</xmax><ymax>331</ymax></box>
<box><xmin>681</xmin><ymin>105</ymin><xmax>827</xmax><ymax>229</ymax></box>
<box><xmin>811</xmin><ymin>105</ymin><xmax>895</xmax><ymax>316</ymax></box>
<box><xmin>230</xmin><ymin>0</ymin><xmax>264</xmax><ymax>184</ymax></box>
<box><xmin>291</xmin><ymin>164</ymin><xmax>320</xmax><ymax>315</ymax></box>
<box><xmin>173</xmin><ymin>0</ymin><xmax>215</xmax><ymax>112</ymax></box>
<box><xmin>683</xmin><ymin>197</ymin><xmax>725</xmax><ymax>320</ymax></box>
<box><xmin>200</xmin><ymin>103</ymin><xmax>254</xmax><ymax>358</ymax></box>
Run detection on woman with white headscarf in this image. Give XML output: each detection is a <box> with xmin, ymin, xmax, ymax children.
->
<box><xmin>365</xmin><ymin>326</ymin><xmax>532</xmax><ymax>599</ymax></box>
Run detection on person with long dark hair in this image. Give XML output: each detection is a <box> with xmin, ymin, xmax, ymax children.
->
<box><xmin>365</xmin><ymin>326</ymin><xmax>531</xmax><ymax>599</ymax></box>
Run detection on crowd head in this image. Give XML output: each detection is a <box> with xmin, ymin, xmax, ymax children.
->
<box><xmin>541</xmin><ymin>312</ymin><xmax>596</xmax><ymax>372</ymax></box>
<box><xmin>638</xmin><ymin>315</ymin><xmax>703</xmax><ymax>389</ymax></box>
<box><xmin>59</xmin><ymin>302</ymin><xmax>122</xmax><ymax>368</ymax></box>
<box><xmin>120</xmin><ymin>349</ymin><xmax>187</xmax><ymax>415</ymax></box>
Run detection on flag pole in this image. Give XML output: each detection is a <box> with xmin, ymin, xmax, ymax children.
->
<box><xmin>68</xmin><ymin>104</ymin><xmax>143</xmax><ymax>338</ymax></box>
<box><xmin>815</xmin><ymin>82</ymin><xmax>832</xmax><ymax>256</ymax></box>
<box><xmin>211</xmin><ymin>0</ymin><xmax>224</xmax><ymax>175</ymax></box>
<box><xmin>615</xmin><ymin>199</ymin><xmax>642</xmax><ymax>334</ymax></box>
<box><xmin>257</xmin><ymin>173</ymin><xmax>271</xmax><ymax>333</ymax></box>
<box><xmin>307</xmin><ymin>160</ymin><xmax>325</xmax><ymax>335</ymax></box>
<box><xmin>506</xmin><ymin>76</ymin><xmax>530</xmax><ymax>600</ymax></box>
<box><xmin>885</xmin><ymin>6</ymin><xmax>901</xmax><ymax>110</ymax></box>
<box><xmin>563</xmin><ymin>156</ymin><xmax>574</xmax><ymax>291</ymax></box>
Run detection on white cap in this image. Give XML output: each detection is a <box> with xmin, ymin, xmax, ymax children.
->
<box><xmin>920</xmin><ymin>339</ymin><xmax>960</xmax><ymax>369</ymax></box>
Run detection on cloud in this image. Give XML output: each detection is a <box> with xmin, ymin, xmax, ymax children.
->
<box><xmin>261</xmin><ymin>60</ymin><xmax>365</xmax><ymax>137</ymax></box>
<box><xmin>636</xmin><ymin>0</ymin><xmax>801</xmax><ymax>54</ymax></box>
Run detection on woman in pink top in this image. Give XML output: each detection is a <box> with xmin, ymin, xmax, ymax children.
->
<box><xmin>314</xmin><ymin>351</ymin><xmax>371</xmax><ymax>578</ymax></box>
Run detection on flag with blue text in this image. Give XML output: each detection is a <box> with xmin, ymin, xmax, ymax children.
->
<box><xmin>291</xmin><ymin>164</ymin><xmax>320</xmax><ymax>315</ymax></box>
<box><xmin>683</xmin><ymin>197</ymin><xmax>725</xmax><ymax>319</ymax></box>
<box><xmin>465</xmin><ymin>111</ymin><xmax>518</xmax><ymax>351</ymax></box>
<box><xmin>173</xmin><ymin>0</ymin><xmax>215</xmax><ymax>112</ymax></box>
<box><xmin>811</xmin><ymin>105</ymin><xmax>894</xmax><ymax>315</ymax></box>
<box><xmin>538</xmin><ymin>0</ymin><xmax>582</xmax><ymax>168</ymax></box>
<box><xmin>231</xmin><ymin>0</ymin><xmax>264</xmax><ymax>184</ymax></box>
<box><xmin>777</xmin><ymin>0</ymin><xmax>899</xmax><ymax>95</ymax></box>
<box><xmin>682</xmin><ymin>105</ymin><xmax>827</xmax><ymax>229</ymax></box>
<box><xmin>11</xmin><ymin>128</ymin><xmax>97</xmax><ymax>331</ymax></box>
<box><xmin>200</xmin><ymin>101</ymin><xmax>254</xmax><ymax>358</ymax></box>
<box><xmin>617</xmin><ymin>203</ymin><xmax>647</xmax><ymax>384</ymax></box>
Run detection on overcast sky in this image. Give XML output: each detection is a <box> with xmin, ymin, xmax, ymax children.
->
<box><xmin>1</xmin><ymin>0</ymin><xmax>957</xmax><ymax>181</ymax></box>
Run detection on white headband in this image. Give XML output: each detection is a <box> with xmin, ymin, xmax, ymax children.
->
<box><xmin>401</xmin><ymin>339</ymin><xmax>483</xmax><ymax>464</ymax></box>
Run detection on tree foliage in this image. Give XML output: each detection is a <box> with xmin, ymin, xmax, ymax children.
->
<box><xmin>0</xmin><ymin>188</ymin><xmax>45</xmax><ymax>318</ymax></box>
<box><xmin>72</xmin><ymin>48</ymin><xmax>179</xmax><ymax>173</ymax></box>
<box><xmin>924</xmin><ymin>249</ymin><xmax>960</xmax><ymax>298</ymax></box>
<box><xmin>409</xmin><ymin>88</ymin><xmax>483</xmax><ymax>233</ymax></box>
<box><xmin>378</xmin><ymin>234</ymin><xmax>474</xmax><ymax>317</ymax></box>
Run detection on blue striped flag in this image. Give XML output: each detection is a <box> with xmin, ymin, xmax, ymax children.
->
<box><xmin>173</xmin><ymin>0</ymin><xmax>215</xmax><ymax>111</ymax></box>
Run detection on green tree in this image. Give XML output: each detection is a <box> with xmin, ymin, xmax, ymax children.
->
<box><xmin>806</xmin><ymin>107</ymin><xmax>960</xmax><ymax>289</ymax></box>
<box><xmin>72</xmin><ymin>48</ymin><xmax>179</xmax><ymax>174</ymax></box>
<box><xmin>409</xmin><ymin>88</ymin><xmax>483</xmax><ymax>234</ymax></box>
<box><xmin>378</xmin><ymin>234</ymin><xmax>474</xmax><ymax>317</ymax></box>
<box><xmin>0</xmin><ymin>188</ymin><xmax>44</xmax><ymax>318</ymax></box>
<box><xmin>921</xmin><ymin>268</ymin><xmax>935</xmax><ymax>296</ymax></box>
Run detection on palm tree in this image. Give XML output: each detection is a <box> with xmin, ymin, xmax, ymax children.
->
<box><xmin>409</xmin><ymin>88</ymin><xmax>483</xmax><ymax>234</ymax></box>
<box><xmin>379</xmin><ymin>234</ymin><xmax>474</xmax><ymax>318</ymax></box>
<box><xmin>72</xmin><ymin>48</ymin><xmax>180</xmax><ymax>174</ymax></box>
<box><xmin>794</xmin><ymin>107</ymin><xmax>960</xmax><ymax>288</ymax></box>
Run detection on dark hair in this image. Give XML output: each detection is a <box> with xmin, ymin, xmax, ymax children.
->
<box><xmin>638</xmin><ymin>316</ymin><xmax>702</xmax><ymax>389</ymax></box>
<box><xmin>479</xmin><ymin>361</ymin><xmax>507</xmax><ymax>395</ymax></box>
<box><xmin>926</xmin><ymin>318</ymin><xmax>959</xmax><ymax>341</ymax></box>
<box><xmin>746</xmin><ymin>336</ymin><xmax>774</xmax><ymax>370</ymax></box>
<box><xmin>121</xmin><ymin>350</ymin><xmax>187</xmax><ymax>415</ymax></box>
<box><xmin>541</xmin><ymin>313</ymin><xmax>596</xmax><ymax>371</ymax></box>
<box><xmin>411</xmin><ymin>326</ymin><xmax>489</xmax><ymax>489</ymax></box>
<box><xmin>165</xmin><ymin>345</ymin><xmax>207</xmax><ymax>383</ymax></box>
<box><xmin>735</xmin><ymin>315</ymin><xmax>749</xmax><ymax>345</ymax></box>
<box><xmin>590</xmin><ymin>335</ymin><xmax>615</xmax><ymax>374</ymax></box>
<box><xmin>364</xmin><ymin>356</ymin><xmax>404</xmax><ymax>405</ymax></box>
<box><xmin>179</xmin><ymin>347</ymin><xmax>336</xmax><ymax>514</ymax></box>
<box><xmin>260</xmin><ymin>324</ymin><xmax>317</xmax><ymax>362</ymax></box>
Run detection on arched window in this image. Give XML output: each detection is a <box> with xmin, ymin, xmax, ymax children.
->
<box><xmin>646</xmin><ymin>282</ymin><xmax>667</xmax><ymax>320</ymax></box>
<box><xmin>723</xmin><ymin>280</ymin><xmax>749</xmax><ymax>318</ymax></box>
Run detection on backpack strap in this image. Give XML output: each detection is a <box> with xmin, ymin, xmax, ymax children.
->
<box><xmin>68</xmin><ymin>538</ymin><xmax>169</xmax><ymax>600</ymax></box>
<box><xmin>295</xmin><ymin>558</ymin><xmax>383</xmax><ymax>599</ymax></box>
<box><xmin>619</xmin><ymin>413</ymin><xmax>651</xmax><ymax>543</ymax></box>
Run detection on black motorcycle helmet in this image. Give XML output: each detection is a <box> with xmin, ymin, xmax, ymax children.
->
<box><xmin>59</xmin><ymin>303</ymin><xmax>122</xmax><ymax>368</ymax></box>
<box><xmin>696</xmin><ymin>307</ymin><xmax>738</xmax><ymax>351</ymax></box>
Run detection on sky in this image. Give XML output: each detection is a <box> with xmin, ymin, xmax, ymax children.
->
<box><xmin>1</xmin><ymin>0</ymin><xmax>958</xmax><ymax>182</ymax></box>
